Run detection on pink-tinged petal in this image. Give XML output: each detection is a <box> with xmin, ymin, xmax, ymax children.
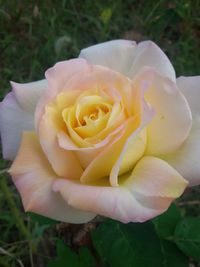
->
<box><xmin>128</xmin><ymin>41</ymin><xmax>176</xmax><ymax>81</ymax></box>
<box><xmin>53</xmin><ymin>156</ymin><xmax>187</xmax><ymax>223</ymax></box>
<box><xmin>79</xmin><ymin>40</ymin><xmax>137</xmax><ymax>75</ymax></box>
<box><xmin>9</xmin><ymin>132</ymin><xmax>96</xmax><ymax>223</ymax></box>
<box><xmin>162</xmin><ymin>76</ymin><xmax>200</xmax><ymax>186</ymax></box>
<box><xmin>0</xmin><ymin>93</ymin><xmax>34</xmax><ymax>160</ymax></box>
<box><xmin>142</xmin><ymin>69</ymin><xmax>192</xmax><ymax>155</ymax></box>
<box><xmin>39</xmin><ymin>106</ymin><xmax>83</xmax><ymax>179</ymax></box>
<box><xmin>35</xmin><ymin>59</ymin><xmax>91</xmax><ymax>127</ymax></box>
<box><xmin>45</xmin><ymin>58</ymin><xmax>91</xmax><ymax>97</ymax></box>
<box><xmin>11</xmin><ymin>79</ymin><xmax>47</xmax><ymax>114</ymax></box>
<box><xmin>79</xmin><ymin>40</ymin><xmax>176</xmax><ymax>81</ymax></box>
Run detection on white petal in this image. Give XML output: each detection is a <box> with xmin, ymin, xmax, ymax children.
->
<box><xmin>79</xmin><ymin>40</ymin><xmax>176</xmax><ymax>81</ymax></box>
<box><xmin>79</xmin><ymin>40</ymin><xmax>137</xmax><ymax>75</ymax></box>
<box><xmin>11</xmin><ymin>79</ymin><xmax>47</xmax><ymax>114</ymax></box>
<box><xmin>162</xmin><ymin>76</ymin><xmax>200</xmax><ymax>186</ymax></box>
<box><xmin>163</xmin><ymin>120</ymin><xmax>200</xmax><ymax>186</ymax></box>
<box><xmin>177</xmin><ymin>76</ymin><xmax>200</xmax><ymax>116</ymax></box>
<box><xmin>142</xmin><ymin>69</ymin><xmax>192</xmax><ymax>155</ymax></box>
<box><xmin>128</xmin><ymin>41</ymin><xmax>176</xmax><ymax>81</ymax></box>
<box><xmin>0</xmin><ymin>93</ymin><xmax>34</xmax><ymax>160</ymax></box>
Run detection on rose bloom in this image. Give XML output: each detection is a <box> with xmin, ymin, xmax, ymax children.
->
<box><xmin>0</xmin><ymin>40</ymin><xmax>199</xmax><ymax>223</ymax></box>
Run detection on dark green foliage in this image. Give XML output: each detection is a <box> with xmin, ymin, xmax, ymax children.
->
<box><xmin>28</xmin><ymin>212</ymin><xmax>58</xmax><ymax>226</ymax></box>
<box><xmin>153</xmin><ymin>203</ymin><xmax>182</xmax><ymax>238</ymax></box>
<box><xmin>48</xmin><ymin>240</ymin><xmax>96</xmax><ymax>267</ymax></box>
<box><xmin>92</xmin><ymin>219</ymin><xmax>189</xmax><ymax>267</ymax></box>
<box><xmin>174</xmin><ymin>217</ymin><xmax>200</xmax><ymax>262</ymax></box>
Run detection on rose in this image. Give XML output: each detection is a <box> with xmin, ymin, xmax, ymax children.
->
<box><xmin>1</xmin><ymin>40</ymin><xmax>199</xmax><ymax>224</ymax></box>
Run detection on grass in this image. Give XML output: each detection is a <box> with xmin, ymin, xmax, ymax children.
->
<box><xmin>0</xmin><ymin>0</ymin><xmax>200</xmax><ymax>266</ymax></box>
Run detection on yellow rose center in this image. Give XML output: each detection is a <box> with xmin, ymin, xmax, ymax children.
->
<box><xmin>62</xmin><ymin>93</ymin><xmax>125</xmax><ymax>142</ymax></box>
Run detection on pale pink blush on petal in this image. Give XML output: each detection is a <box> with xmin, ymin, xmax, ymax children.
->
<box><xmin>45</xmin><ymin>59</ymin><xmax>91</xmax><ymax>98</ymax></box>
<box><xmin>9</xmin><ymin>132</ymin><xmax>96</xmax><ymax>223</ymax></box>
<box><xmin>53</xmin><ymin>179</ymin><xmax>163</xmax><ymax>223</ymax></box>
<box><xmin>35</xmin><ymin>59</ymin><xmax>91</xmax><ymax>128</ymax></box>
<box><xmin>0</xmin><ymin>93</ymin><xmax>34</xmax><ymax>160</ymax></box>
<box><xmin>53</xmin><ymin>156</ymin><xmax>187</xmax><ymax>223</ymax></box>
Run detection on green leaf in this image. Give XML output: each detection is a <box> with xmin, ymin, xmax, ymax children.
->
<box><xmin>48</xmin><ymin>240</ymin><xmax>96</xmax><ymax>267</ymax></box>
<box><xmin>48</xmin><ymin>240</ymin><xmax>79</xmax><ymax>267</ymax></box>
<box><xmin>79</xmin><ymin>247</ymin><xmax>96</xmax><ymax>267</ymax></box>
<box><xmin>174</xmin><ymin>217</ymin><xmax>200</xmax><ymax>262</ymax></box>
<box><xmin>159</xmin><ymin>240</ymin><xmax>189</xmax><ymax>267</ymax></box>
<box><xmin>28</xmin><ymin>212</ymin><xmax>58</xmax><ymax>225</ymax></box>
<box><xmin>153</xmin><ymin>204</ymin><xmax>182</xmax><ymax>239</ymax></box>
<box><xmin>92</xmin><ymin>220</ymin><xmax>189</xmax><ymax>267</ymax></box>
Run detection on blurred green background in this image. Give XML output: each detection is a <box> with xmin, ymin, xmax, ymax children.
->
<box><xmin>1</xmin><ymin>0</ymin><xmax>200</xmax><ymax>98</ymax></box>
<box><xmin>0</xmin><ymin>0</ymin><xmax>200</xmax><ymax>266</ymax></box>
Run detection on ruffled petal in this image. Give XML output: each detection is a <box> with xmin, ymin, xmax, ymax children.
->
<box><xmin>0</xmin><ymin>93</ymin><xmax>34</xmax><ymax>160</ymax></box>
<box><xmin>11</xmin><ymin>79</ymin><xmax>47</xmax><ymax>114</ymax></box>
<box><xmin>9</xmin><ymin>132</ymin><xmax>96</xmax><ymax>223</ymax></box>
<box><xmin>53</xmin><ymin>156</ymin><xmax>187</xmax><ymax>223</ymax></box>
<box><xmin>162</xmin><ymin>76</ymin><xmax>200</xmax><ymax>186</ymax></box>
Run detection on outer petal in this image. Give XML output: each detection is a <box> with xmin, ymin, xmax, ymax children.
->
<box><xmin>177</xmin><ymin>76</ymin><xmax>200</xmax><ymax>115</ymax></box>
<box><xmin>162</xmin><ymin>76</ymin><xmax>200</xmax><ymax>186</ymax></box>
<box><xmin>79</xmin><ymin>40</ymin><xmax>137</xmax><ymax>76</ymax></box>
<box><xmin>9</xmin><ymin>132</ymin><xmax>96</xmax><ymax>223</ymax></box>
<box><xmin>143</xmin><ymin>69</ymin><xmax>192</xmax><ymax>155</ymax></box>
<box><xmin>0</xmin><ymin>93</ymin><xmax>34</xmax><ymax>160</ymax></box>
<box><xmin>79</xmin><ymin>40</ymin><xmax>176</xmax><ymax>81</ymax></box>
<box><xmin>128</xmin><ymin>41</ymin><xmax>176</xmax><ymax>81</ymax></box>
<box><xmin>53</xmin><ymin>156</ymin><xmax>187</xmax><ymax>223</ymax></box>
<box><xmin>11</xmin><ymin>79</ymin><xmax>47</xmax><ymax>114</ymax></box>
